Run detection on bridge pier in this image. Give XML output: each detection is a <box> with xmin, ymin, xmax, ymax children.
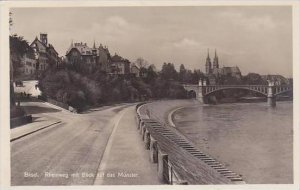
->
<box><xmin>267</xmin><ymin>80</ymin><xmax>276</xmax><ymax>107</ymax></box>
<box><xmin>267</xmin><ymin>96</ymin><xmax>276</xmax><ymax>107</ymax></box>
<box><xmin>197</xmin><ymin>92</ymin><xmax>206</xmax><ymax>104</ymax></box>
<box><xmin>197</xmin><ymin>79</ymin><xmax>208</xmax><ymax>104</ymax></box>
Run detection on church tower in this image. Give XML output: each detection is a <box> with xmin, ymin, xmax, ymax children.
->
<box><xmin>92</xmin><ymin>40</ymin><xmax>97</xmax><ymax>55</ymax></box>
<box><xmin>205</xmin><ymin>49</ymin><xmax>212</xmax><ymax>74</ymax></box>
<box><xmin>40</xmin><ymin>33</ymin><xmax>48</xmax><ymax>46</ymax></box>
<box><xmin>213</xmin><ymin>49</ymin><xmax>219</xmax><ymax>69</ymax></box>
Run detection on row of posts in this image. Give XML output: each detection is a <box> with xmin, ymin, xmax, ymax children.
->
<box><xmin>136</xmin><ymin>112</ymin><xmax>188</xmax><ymax>185</ymax></box>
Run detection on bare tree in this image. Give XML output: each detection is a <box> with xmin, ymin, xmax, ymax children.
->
<box><xmin>135</xmin><ymin>57</ymin><xmax>149</xmax><ymax>68</ymax></box>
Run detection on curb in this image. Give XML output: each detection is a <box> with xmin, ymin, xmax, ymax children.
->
<box><xmin>10</xmin><ymin>121</ymin><xmax>62</xmax><ymax>142</ymax></box>
<box><xmin>167</xmin><ymin>107</ymin><xmax>185</xmax><ymax>128</ymax></box>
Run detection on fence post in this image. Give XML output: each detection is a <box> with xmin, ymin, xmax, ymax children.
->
<box><xmin>150</xmin><ymin>136</ymin><xmax>158</xmax><ymax>163</ymax></box>
<box><xmin>137</xmin><ymin>117</ymin><xmax>141</xmax><ymax>130</ymax></box>
<box><xmin>142</xmin><ymin>126</ymin><xmax>146</xmax><ymax>140</ymax></box>
<box><xmin>158</xmin><ymin>148</ymin><xmax>169</xmax><ymax>183</ymax></box>
<box><xmin>144</xmin><ymin>130</ymin><xmax>150</xmax><ymax>149</ymax></box>
<box><xmin>139</xmin><ymin>121</ymin><xmax>144</xmax><ymax>134</ymax></box>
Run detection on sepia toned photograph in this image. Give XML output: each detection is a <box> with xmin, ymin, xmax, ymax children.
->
<box><xmin>5</xmin><ymin>2</ymin><xmax>296</xmax><ymax>187</ymax></box>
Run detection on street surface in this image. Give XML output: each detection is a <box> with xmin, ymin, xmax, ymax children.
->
<box><xmin>11</xmin><ymin>100</ymin><xmax>161</xmax><ymax>185</ymax></box>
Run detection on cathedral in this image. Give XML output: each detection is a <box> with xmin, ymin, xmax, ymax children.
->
<box><xmin>205</xmin><ymin>49</ymin><xmax>242</xmax><ymax>85</ymax></box>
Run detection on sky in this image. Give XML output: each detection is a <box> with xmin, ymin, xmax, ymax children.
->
<box><xmin>10</xmin><ymin>6</ymin><xmax>293</xmax><ymax>77</ymax></box>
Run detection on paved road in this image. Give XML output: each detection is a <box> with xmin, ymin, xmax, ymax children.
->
<box><xmin>11</xmin><ymin>100</ymin><xmax>158</xmax><ymax>185</ymax></box>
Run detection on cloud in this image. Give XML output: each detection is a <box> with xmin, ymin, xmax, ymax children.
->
<box><xmin>100</xmin><ymin>16</ymin><xmax>143</xmax><ymax>42</ymax></box>
<box><xmin>105</xmin><ymin>16</ymin><xmax>130</xmax><ymax>30</ymax></box>
<box><xmin>173</xmin><ymin>38</ymin><xmax>200</xmax><ymax>48</ymax></box>
<box><xmin>218</xmin><ymin>11</ymin><xmax>276</xmax><ymax>31</ymax></box>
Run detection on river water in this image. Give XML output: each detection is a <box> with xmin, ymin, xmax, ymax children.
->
<box><xmin>173</xmin><ymin>101</ymin><xmax>293</xmax><ymax>184</ymax></box>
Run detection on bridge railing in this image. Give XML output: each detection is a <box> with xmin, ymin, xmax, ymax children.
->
<box><xmin>183</xmin><ymin>84</ymin><xmax>292</xmax><ymax>87</ymax></box>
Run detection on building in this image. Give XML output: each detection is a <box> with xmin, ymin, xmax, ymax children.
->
<box><xmin>110</xmin><ymin>53</ymin><xmax>130</xmax><ymax>75</ymax></box>
<box><xmin>98</xmin><ymin>44</ymin><xmax>110</xmax><ymax>72</ymax></box>
<box><xmin>21</xmin><ymin>52</ymin><xmax>37</xmax><ymax>75</ymax></box>
<box><xmin>47</xmin><ymin>44</ymin><xmax>60</xmax><ymax>67</ymax></box>
<box><xmin>65</xmin><ymin>41</ymin><xmax>110</xmax><ymax>72</ymax></box>
<box><xmin>65</xmin><ymin>40</ymin><xmax>140</xmax><ymax>76</ymax></box>
<box><xmin>30</xmin><ymin>33</ymin><xmax>60</xmax><ymax>72</ymax></box>
<box><xmin>130</xmin><ymin>63</ymin><xmax>140</xmax><ymax>77</ymax></box>
<box><xmin>205</xmin><ymin>49</ymin><xmax>242</xmax><ymax>84</ymax></box>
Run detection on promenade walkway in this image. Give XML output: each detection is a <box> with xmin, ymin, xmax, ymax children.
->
<box><xmin>11</xmin><ymin>101</ymin><xmax>64</xmax><ymax>141</ymax></box>
<box><xmin>94</xmin><ymin>106</ymin><xmax>162</xmax><ymax>185</ymax></box>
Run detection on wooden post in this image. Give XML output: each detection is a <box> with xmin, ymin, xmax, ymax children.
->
<box><xmin>139</xmin><ymin>122</ymin><xmax>144</xmax><ymax>134</ymax></box>
<box><xmin>142</xmin><ymin>125</ymin><xmax>146</xmax><ymax>140</ymax></box>
<box><xmin>158</xmin><ymin>148</ymin><xmax>169</xmax><ymax>183</ymax></box>
<box><xmin>144</xmin><ymin>130</ymin><xmax>150</xmax><ymax>149</ymax></box>
<box><xmin>150</xmin><ymin>136</ymin><xmax>158</xmax><ymax>163</ymax></box>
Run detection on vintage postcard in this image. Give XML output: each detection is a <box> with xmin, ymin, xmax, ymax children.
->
<box><xmin>0</xmin><ymin>0</ymin><xmax>299</xmax><ymax>189</ymax></box>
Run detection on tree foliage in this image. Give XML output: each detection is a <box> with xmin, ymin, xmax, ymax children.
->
<box><xmin>242</xmin><ymin>73</ymin><xmax>267</xmax><ymax>85</ymax></box>
<box><xmin>10</xmin><ymin>35</ymin><xmax>34</xmax><ymax>79</ymax></box>
<box><xmin>39</xmin><ymin>60</ymin><xmax>201</xmax><ymax>111</ymax></box>
<box><xmin>135</xmin><ymin>57</ymin><xmax>149</xmax><ymax>69</ymax></box>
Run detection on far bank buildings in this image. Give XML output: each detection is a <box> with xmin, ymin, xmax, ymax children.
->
<box><xmin>20</xmin><ymin>33</ymin><xmax>140</xmax><ymax>78</ymax></box>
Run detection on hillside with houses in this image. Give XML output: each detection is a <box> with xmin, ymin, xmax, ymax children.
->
<box><xmin>10</xmin><ymin>33</ymin><xmax>292</xmax><ymax>112</ymax></box>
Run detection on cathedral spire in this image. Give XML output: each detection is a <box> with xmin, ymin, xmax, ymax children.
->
<box><xmin>207</xmin><ymin>48</ymin><xmax>210</xmax><ymax>59</ymax></box>
<box><xmin>93</xmin><ymin>40</ymin><xmax>96</xmax><ymax>49</ymax></box>
<box><xmin>205</xmin><ymin>48</ymin><xmax>212</xmax><ymax>74</ymax></box>
<box><xmin>213</xmin><ymin>49</ymin><xmax>219</xmax><ymax>69</ymax></box>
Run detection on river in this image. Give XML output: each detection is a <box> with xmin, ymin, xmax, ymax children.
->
<box><xmin>172</xmin><ymin>101</ymin><xmax>293</xmax><ymax>184</ymax></box>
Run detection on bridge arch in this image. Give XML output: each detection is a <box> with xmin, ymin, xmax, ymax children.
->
<box><xmin>187</xmin><ymin>90</ymin><xmax>197</xmax><ymax>99</ymax></box>
<box><xmin>182</xmin><ymin>83</ymin><xmax>292</xmax><ymax>107</ymax></box>
<box><xmin>204</xmin><ymin>87</ymin><xmax>268</xmax><ymax>97</ymax></box>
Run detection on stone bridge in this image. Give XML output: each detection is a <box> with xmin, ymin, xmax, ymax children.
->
<box><xmin>183</xmin><ymin>80</ymin><xmax>292</xmax><ymax>106</ymax></box>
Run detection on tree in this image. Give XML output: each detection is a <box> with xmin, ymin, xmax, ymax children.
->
<box><xmin>135</xmin><ymin>57</ymin><xmax>149</xmax><ymax>69</ymax></box>
<box><xmin>10</xmin><ymin>35</ymin><xmax>34</xmax><ymax>107</ymax></box>
<box><xmin>179</xmin><ymin>64</ymin><xmax>186</xmax><ymax>82</ymax></box>
<box><xmin>161</xmin><ymin>62</ymin><xmax>178</xmax><ymax>80</ymax></box>
<box><xmin>242</xmin><ymin>73</ymin><xmax>265</xmax><ymax>85</ymax></box>
<box><xmin>10</xmin><ymin>35</ymin><xmax>33</xmax><ymax>79</ymax></box>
